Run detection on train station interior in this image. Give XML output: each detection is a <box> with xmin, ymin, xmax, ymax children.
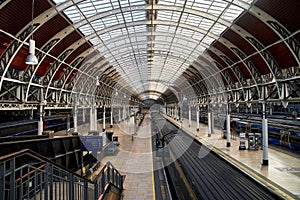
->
<box><xmin>0</xmin><ymin>0</ymin><xmax>299</xmax><ymax>199</ymax></box>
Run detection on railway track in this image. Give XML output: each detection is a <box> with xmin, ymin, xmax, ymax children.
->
<box><xmin>152</xmin><ymin>113</ymin><xmax>294</xmax><ymax>200</ymax></box>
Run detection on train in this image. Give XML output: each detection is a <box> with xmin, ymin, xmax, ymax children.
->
<box><xmin>0</xmin><ymin>115</ymin><xmax>75</xmax><ymax>137</ymax></box>
<box><xmin>182</xmin><ymin>109</ymin><xmax>300</xmax><ymax>151</ymax></box>
<box><xmin>229</xmin><ymin>116</ymin><xmax>300</xmax><ymax>151</ymax></box>
<box><xmin>0</xmin><ymin>107</ymin><xmax>115</xmax><ymax>137</ymax></box>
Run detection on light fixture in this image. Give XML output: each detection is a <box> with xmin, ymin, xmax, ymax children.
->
<box><xmin>25</xmin><ymin>0</ymin><xmax>38</xmax><ymax>65</ymax></box>
<box><xmin>26</xmin><ymin>39</ymin><xmax>38</xmax><ymax>65</ymax></box>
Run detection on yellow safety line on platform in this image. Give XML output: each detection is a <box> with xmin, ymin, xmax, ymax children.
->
<box><xmin>151</xmin><ymin>131</ymin><xmax>156</xmax><ymax>200</ymax></box>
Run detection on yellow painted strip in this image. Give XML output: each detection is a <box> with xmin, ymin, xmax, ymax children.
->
<box><xmin>150</xmin><ymin>130</ymin><xmax>156</xmax><ymax>200</ymax></box>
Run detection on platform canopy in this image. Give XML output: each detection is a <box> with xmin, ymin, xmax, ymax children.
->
<box><xmin>0</xmin><ymin>0</ymin><xmax>299</xmax><ymax>108</ymax></box>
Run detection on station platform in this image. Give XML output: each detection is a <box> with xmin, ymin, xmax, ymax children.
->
<box><xmin>55</xmin><ymin>115</ymin><xmax>156</xmax><ymax>200</ymax></box>
<box><xmin>100</xmin><ymin>115</ymin><xmax>155</xmax><ymax>200</ymax></box>
<box><xmin>53</xmin><ymin>113</ymin><xmax>300</xmax><ymax>199</ymax></box>
<box><xmin>166</xmin><ymin>115</ymin><xmax>300</xmax><ymax>198</ymax></box>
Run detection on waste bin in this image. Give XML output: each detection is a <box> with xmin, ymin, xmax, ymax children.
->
<box><xmin>106</xmin><ymin>131</ymin><xmax>113</xmax><ymax>141</ymax></box>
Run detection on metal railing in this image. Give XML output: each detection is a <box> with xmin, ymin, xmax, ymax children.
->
<box><xmin>0</xmin><ymin>149</ymin><xmax>123</xmax><ymax>200</ymax></box>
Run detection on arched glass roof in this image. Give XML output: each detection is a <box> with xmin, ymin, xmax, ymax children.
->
<box><xmin>53</xmin><ymin>0</ymin><xmax>254</xmax><ymax>99</ymax></box>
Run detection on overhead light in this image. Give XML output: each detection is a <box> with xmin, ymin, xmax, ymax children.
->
<box><xmin>26</xmin><ymin>0</ymin><xmax>38</xmax><ymax>65</ymax></box>
<box><xmin>26</xmin><ymin>39</ymin><xmax>38</xmax><ymax>65</ymax></box>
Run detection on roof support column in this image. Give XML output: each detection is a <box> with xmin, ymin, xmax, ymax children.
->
<box><xmin>118</xmin><ymin>107</ymin><xmax>121</xmax><ymax>122</ymax></box>
<box><xmin>174</xmin><ymin>106</ymin><xmax>176</xmax><ymax>119</ymax></box>
<box><xmin>82</xmin><ymin>108</ymin><xmax>86</xmax><ymax>123</ymax></box>
<box><xmin>94</xmin><ymin>106</ymin><xmax>98</xmax><ymax>131</ymax></box>
<box><xmin>90</xmin><ymin>105</ymin><xmax>94</xmax><ymax>132</ymax></box>
<box><xmin>208</xmin><ymin>112</ymin><xmax>212</xmax><ymax>137</ymax></box>
<box><xmin>110</xmin><ymin>108</ymin><xmax>113</xmax><ymax>128</ymax></box>
<box><xmin>73</xmin><ymin>96</ymin><xmax>78</xmax><ymax>134</ymax></box>
<box><xmin>103</xmin><ymin>106</ymin><xmax>106</xmax><ymax>132</ymax></box>
<box><xmin>188</xmin><ymin>105</ymin><xmax>191</xmax><ymax>128</ymax></box>
<box><xmin>171</xmin><ymin>107</ymin><xmax>174</xmax><ymax>118</ymax></box>
<box><xmin>196</xmin><ymin>105</ymin><xmax>200</xmax><ymax>132</ymax></box>
<box><xmin>38</xmin><ymin>102</ymin><xmax>44</xmax><ymax>136</ymax></box>
<box><xmin>177</xmin><ymin>105</ymin><xmax>180</xmax><ymax>121</ymax></box>
<box><xmin>123</xmin><ymin>105</ymin><xmax>126</xmax><ymax>121</ymax></box>
<box><xmin>262</xmin><ymin>101</ymin><xmax>269</xmax><ymax>166</ymax></box>
<box><xmin>38</xmin><ymin>89</ymin><xmax>44</xmax><ymax>136</ymax></box>
<box><xmin>226</xmin><ymin>104</ymin><xmax>231</xmax><ymax>147</ymax></box>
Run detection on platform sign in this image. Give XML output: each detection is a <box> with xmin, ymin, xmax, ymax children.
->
<box><xmin>81</xmin><ymin>136</ymin><xmax>103</xmax><ymax>152</ymax></box>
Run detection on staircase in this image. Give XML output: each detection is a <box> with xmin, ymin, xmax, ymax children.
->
<box><xmin>0</xmin><ymin>149</ymin><xmax>123</xmax><ymax>200</ymax></box>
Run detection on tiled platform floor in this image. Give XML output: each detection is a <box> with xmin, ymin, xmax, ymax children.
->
<box><xmin>56</xmin><ymin>115</ymin><xmax>156</xmax><ymax>200</ymax></box>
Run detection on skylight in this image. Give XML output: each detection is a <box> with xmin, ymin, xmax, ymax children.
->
<box><xmin>54</xmin><ymin>0</ymin><xmax>254</xmax><ymax>98</ymax></box>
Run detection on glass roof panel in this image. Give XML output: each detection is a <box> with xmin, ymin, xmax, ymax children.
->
<box><xmin>54</xmin><ymin>0</ymin><xmax>254</xmax><ymax>97</ymax></box>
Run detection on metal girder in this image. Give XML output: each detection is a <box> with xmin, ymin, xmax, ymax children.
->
<box><xmin>250</xmin><ymin>6</ymin><xmax>300</xmax><ymax>66</ymax></box>
<box><xmin>0</xmin><ymin>5</ymin><xmax>59</xmax><ymax>91</ymax></box>
<box><xmin>23</xmin><ymin>26</ymin><xmax>77</xmax><ymax>102</ymax></box>
<box><xmin>218</xmin><ymin>37</ymin><xmax>262</xmax><ymax>85</ymax></box>
<box><xmin>210</xmin><ymin>46</ymin><xmax>246</xmax><ymax>86</ymax></box>
<box><xmin>246</xmin><ymin>36</ymin><xmax>282</xmax><ymax>79</ymax></box>
<box><xmin>187</xmin><ymin>56</ymin><xmax>229</xmax><ymax>92</ymax></box>
<box><xmin>23</xmin><ymin>39</ymin><xmax>60</xmax><ymax>81</ymax></box>
<box><xmin>231</xmin><ymin>47</ymin><xmax>262</xmax><ymax>84</ymax></box>
<box><xmin>231</xmin><ymin>25</ymin><xmax>283</xmax><ymax>80</ymax></box>
<box><xmin>0</xmin><ymin>24</ymin><xmax>38</xmax><ymax>78</ymax></box>
<box><xmin>42</xmin><ymin>49</ymin><xmax>73</xmax><ymax>103</ymax></box>
<box><xmin>44</xmin><ymin>38</ymin><xmax>88</xmax><ymax>97</ymax></box>
<box><xmin>56</xmin><ymin>56</ymin><xmax>83</xmax><ymax>88</ymax></box>
<box><xmin>65</xmin><ymin>4</ymin><xmax>232</xmax><ymax>34</ymax></box>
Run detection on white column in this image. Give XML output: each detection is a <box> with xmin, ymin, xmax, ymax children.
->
<box><xmin>262</xmin><ymin>102</ymin><xmax>269</xmax><ymax>165</ymax></box>
<box><xmin>82</xmin><ymin>108</ymin><xmax>85</xmax><ymax>123</ymax></box>
<box><xmin>180</xmin><ymin>104</ymin><xmax>183</xmax><ymax>122</ymax></box>
<box><xmin>188</xmin><ymin>106</ymin><xmax>191</xmax><ymax>127</ymax></box>
<box><xmin>176</xmin><ymin>105</ymin><xmax>178</xmax><ymax>121</ymax></box>
<box><xmin>118</xmin><ymin>107</ymin><xmax>121</xmax><ymax>122</ymax></box>
<box><xmin>73</xmin><ymin>103</ymin><xmax>78</xmax><ymax>133</ymax></box>
<box><xmin>94</xmin><ymin>106</ymin><xmax>97</xmax><ymax>131</ymax></box>
<box><xmin>196</xmin><ymin>106</ymin><xmax>199</xmax><ymax>131</ymax></box>
<box><xmin>103</xmin><ymin>107</ymin><xmax>106</xmax><ymax>132</ymax></box>
<box><xmin>226</xmin><ymin>104</ymin><xmax>231</xmax><ymax>147</ymax></box>
<box><xmin>38</xmin><ymin>103</ymin><xmax>43</xmax><ymax>135</ymax></box>
<box><xmin>110</xmin><ymin>108</ymin><xmax>113</xmax><ymax>128</ymax></box>
<box><xmin>177</xmin><ymin>106</ymin><xmax>180</xmax><ymax>121</ymax></box>
<box><xmin>208</xmin><ymin>112</ymin><xmax>212</xmax><ymax>137</ymax></box>
<box><xmin>211</xmin><ymin>111</ymin><xmax>214</xmax><ymax>134</ymax></box>
<box><xmin>174</xmin><ymin>106</ymin><xmax>177</xmax><ymax>119</ymax></box>
<box><xmin>90</xmin><ymin>107</ymin><xmax>94</xmax><ymax>131</ymax></box>
<box><xmin>123</xmin><ymin>106</ymin><xmax>126</xmax><ymax>120</ymax></box>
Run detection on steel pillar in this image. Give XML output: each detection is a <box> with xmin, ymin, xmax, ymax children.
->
<box><xmin>262</xmin><ymin>102</ymin><xmax>269</xmax><ymax>165</ymax></box>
